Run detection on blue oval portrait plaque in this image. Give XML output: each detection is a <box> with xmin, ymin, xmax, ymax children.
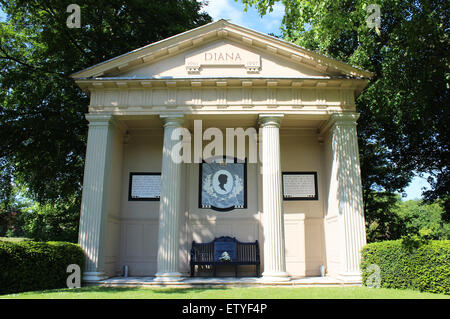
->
<box><xmin>199</xmin><ymin>157</ymin><xmax>247</xmax><ymax>212</ymax></box>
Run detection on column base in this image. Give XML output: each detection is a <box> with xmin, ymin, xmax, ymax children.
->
<box><xmin>154</xmin><ymin>272</ymin><xmax>184</xmax><ymax>282</ymax></box>
<box><xmin>82</xmin><ymin>272</ymin><xmax>109</xmax><ymax>282</ymax></box>
<box><xmin>336</xmin><ymin>272</ymin><xmax>362</xmax><ymax>284</ymax></box>
<box><xmin>261</xmin><ymin>271</ymin><xmax>291</xmax><ymax>282</ymax></box>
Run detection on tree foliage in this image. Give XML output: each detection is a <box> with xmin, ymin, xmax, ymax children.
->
<box><xmin>395</xmin><ymin>199</ymin><xmax>450</xmax><ymax>241</ymax></box>
<box><xmin>0</xmin><ymin>0</ymin><xmax>211</xmax><ymax>240</ymax></box>
<box><xmin>241</xmin><ymin>0</ymin><xmax>450</xmax><ymax>221</ymax></box>
<box><xmin>364</xmin><ymin>191</ymin><xmax>406</xmax><ymax>242</ymax></box>
<box><xmin>365</xmin><ymin>194</ymin><xmax>449</xmax><ymax>242</ymax></box>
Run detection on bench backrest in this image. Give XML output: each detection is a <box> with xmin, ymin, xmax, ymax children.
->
<box><xmin>191</xmin><ymin>236</ymin><xmax>260</xmax><ymax>263</ymax></box>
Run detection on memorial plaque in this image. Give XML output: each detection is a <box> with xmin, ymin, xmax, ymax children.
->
<box><xmin>128</xmin><ymin>172</ymin><xmax>161</xmax><ymax>201</ymax></box>
<box><xmin>282</xmin><ymin>172</ymin><xmax>318</xmax><ymax>200</ymax></box>
<box><xmin>214</xmin><ymin>241</ymin><xmax>237</xmax><ymax>262</ymax></box>
<box><xmin>199</xmin><ymin>157</ymin><xmax>247</xmax><ymax>211</ymax></box>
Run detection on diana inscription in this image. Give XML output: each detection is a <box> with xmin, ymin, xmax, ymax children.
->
<box><xmin>185</xmin><ymin>44</ymin><xmax>261</xmax><ymax>73</ymax></box>
<box><xmin>204</xmin><ymin>52</ymin><xmax>242</xmax><ymax>63</ymax></box>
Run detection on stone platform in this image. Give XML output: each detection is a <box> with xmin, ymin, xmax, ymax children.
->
<box><xmin>88</xmin><ymin>276</ymin><xmax>361</xmax><ymax>288</ymax></box>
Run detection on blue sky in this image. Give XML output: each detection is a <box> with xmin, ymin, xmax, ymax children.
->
<box><xmin>202</xmin><ymin>0</ymin><xmax>284</xmax><ymax>35</ymax></box>
<box><xmin>0</xmin><ymin>1</ymin><xmax>431</xmax><ymax>201</ymax></box>
<box><xmin>403</xmin><ymin>175</ymin><xmax>431</xmax><ymax>201</ymax></box>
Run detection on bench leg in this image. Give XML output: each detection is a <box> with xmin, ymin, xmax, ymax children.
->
<box><xmin>213</xmin><ymin>265</ymin><xmax>216</xmax><ymax>277</ymax></box>
<box><xmin>191</xmin><ymin>265</ymin><xmax>194</xmax><ymax>277</ymax></box>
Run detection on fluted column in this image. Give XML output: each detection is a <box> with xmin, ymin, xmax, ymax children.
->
<box><xmin>329</xmin><ymin>113</ymin><xmax>367</xmax><ymax>282</ymax></box>
<box><xmin>78</xmin><ymin>114</ymin><xmax>117</xmax><ymax>282</ymax></box>
<box><xmin>155</xmin><ymin>115</ymin><xmax>184</xmax><ymax>282</ymax></box>
<box><xmin>258</xmin><ymin>114</ymin><xmax>290</xmax><ymax>282</ymax></box>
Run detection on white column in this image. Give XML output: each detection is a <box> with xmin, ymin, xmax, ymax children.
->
<box><xmin>258</xmin><ymin>114</ymin><xmax>290</xmax><ymax>282</ymax></box>
<box><xmin>328</xmin><ymin>113</ymin><xmax>367</xmax><ymax>282</ymax></box>
<box><xmin>78</xmin><ymin>114</ymin><xmax>117</xmax><ymax>282</ymax></box>
<box><xmin>155</xmin><ymin>115</ymin><xmax>184</xmax><ymax>282</ymax></box>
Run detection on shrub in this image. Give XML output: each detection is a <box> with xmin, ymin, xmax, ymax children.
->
<box><xmin>361</xmin><ymin>240</ymin><xmax>450</xmax><ymax>295</ymax></box>
<box><xmin>0</xmin><ymin>240</ymin><xmax>84</xmax><ymax>294</ymax></box>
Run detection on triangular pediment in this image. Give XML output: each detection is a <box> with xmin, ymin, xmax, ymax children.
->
<box><xmin>72</xmin><ymin>20</ymin><xmax>373</xmax><ymax>81</ymax></box>
<box><xmin>112</xmin><ymin>39</ymin><xmax>333</xmax><ymax>79</ymax></box>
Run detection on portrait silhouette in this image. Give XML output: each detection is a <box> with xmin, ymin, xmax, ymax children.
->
<box><xmin>218</xmin><ymin>174</ymin><xmax>228</xmax><ymax>191</ymax></box>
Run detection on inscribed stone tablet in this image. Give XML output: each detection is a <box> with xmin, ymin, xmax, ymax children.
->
<box><xmin>282</xmin><ymin>173</ymin><xmax>318</xmax><ymax>200</ymax></box>
<box><xmin>129</xmin><ymin>173</ymin><xmax>161</xmax><ymax>200</ymax></box>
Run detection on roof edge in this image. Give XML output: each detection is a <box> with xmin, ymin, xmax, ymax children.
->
<box><xmin>71</xmin><ymin>19</ymin><xmax>373</xmax><ymax>80</ymax></box>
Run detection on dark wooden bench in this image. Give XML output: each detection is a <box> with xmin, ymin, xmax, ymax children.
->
<box><xmin>190</xmin><ymin>236</ymin><xmax>260</xmax><ymax>277</ymax></box>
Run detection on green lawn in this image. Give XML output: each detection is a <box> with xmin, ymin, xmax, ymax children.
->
<box><xmin>1</xmin><ymin>286</ymin><xmax>448</xmax><ymax>299</ymax></box>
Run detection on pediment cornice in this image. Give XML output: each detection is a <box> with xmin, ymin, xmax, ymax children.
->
<box><xmin>72</xmin><ymin>20</ymin><xmax>373</xmax><ymax>81</ymax></box>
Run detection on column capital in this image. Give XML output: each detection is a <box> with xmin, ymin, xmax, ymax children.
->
<box><xmin>330</xmin><ymin>112</ymin><xmax>360</xmax><ymax>124</ymax></box>
<box><xmin>85</xmin><ymin>113</ymin><xmax>128</xmax><ymax>133</ymax></box>
<box><xmin>85</xmin><ymin>113</ymin><xmax>115</xmax><ymax>126</ymax></box>
<box><xmin>258</xmin><ymin>114</ymin><xmax>284</xmax><ymax>128</ymax></box>
<box><xmin>160</xmin><ymin>114</ymin><xmax>185</xmax><ymax>128</ymax></box>
<box><xmin>319</xmin><ymin>112</ymin><xmax>360</xmax><ymax>135</ymax></box>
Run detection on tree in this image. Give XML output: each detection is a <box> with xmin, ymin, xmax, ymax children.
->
<box><xmin>394</xmin><ymin>199</ymin><xmax>450</xmax><ymax>241</ymax></box>
<box><xmin>0</xmin><ymin>0</ymin><xmax>211</xmax><ymax>241</ymax></box>
<box><xmin>364</xmin><ymin>194</ymin><xmax>449</xmax><ymax>242</ymax></box>
<box><xmin>0</xmin><ymin>157</ymin><xmax>18</xmax><ymax>236</ymax></box>
<box><xmin>0</xmin><ymin>168</ymin><xmax>28</xmax><ymax>237</ymax></box>
<box><xmin>240</xmin><ymin>0</ymin><xmax>450</xmax><ymax>221</ymax></box>
<box><xmin>364</xmin><ymin>191</ymin><xmax>406</xmax><ymax>242</ymax></box>
<box><xmin>21</xmin><ymin>198</ymin><xmax>80</xmax><ymax>242</ymax></box>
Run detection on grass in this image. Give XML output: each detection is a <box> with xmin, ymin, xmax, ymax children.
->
<box><xmin>1</xmin><ymin>286</ymin><xmax>449</xmax><ymax>299</ymax></box>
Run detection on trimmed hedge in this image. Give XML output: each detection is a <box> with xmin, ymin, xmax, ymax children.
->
<box><xmin>361</xmin><ymin>240</ymin><xmax>450</xmax><ymax>295</ymax></box>
<box><xmin>0</xmin><ymin>240</ymin><xmax>85</xmax><ymax>294</ymax></box>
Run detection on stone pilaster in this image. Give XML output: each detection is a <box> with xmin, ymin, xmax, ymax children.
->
<box><xmin>78</xmin><ymin>114</ymin><xmax>117</xmax><ymax>282</ymax></box>
<box><xmin>328</xmin><ymin>113</ymin><xmax>367</xmax><ymax>282</ymax></box>
<box><xmin>258</xmin><ymin>114</ymin><xmax>290</xmax><ymax>281</ymax></box>
<box><xmin>154</xmin><ymin>115</ymin><xmax>185</xmax><ymax>282</ymax></box>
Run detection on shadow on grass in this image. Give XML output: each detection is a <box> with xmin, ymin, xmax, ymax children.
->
<box><xmin>150</xmin><ymin>287</ymin><xmax>229</xmax><ymax>295</ymax></box>
<box><xmin>1</xmin><ymin>286</ymin><xmax>141</xmax><ymax>296</ymax></box>
<box><xmin>80</xmin><ymin>286</ymin><xmax>229</xmax><ymax>295</ymax></box>
<box><xmin>28</xmin><ymin>286</ymin><xmax>228</xmax><ymax>295</ymax></box>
